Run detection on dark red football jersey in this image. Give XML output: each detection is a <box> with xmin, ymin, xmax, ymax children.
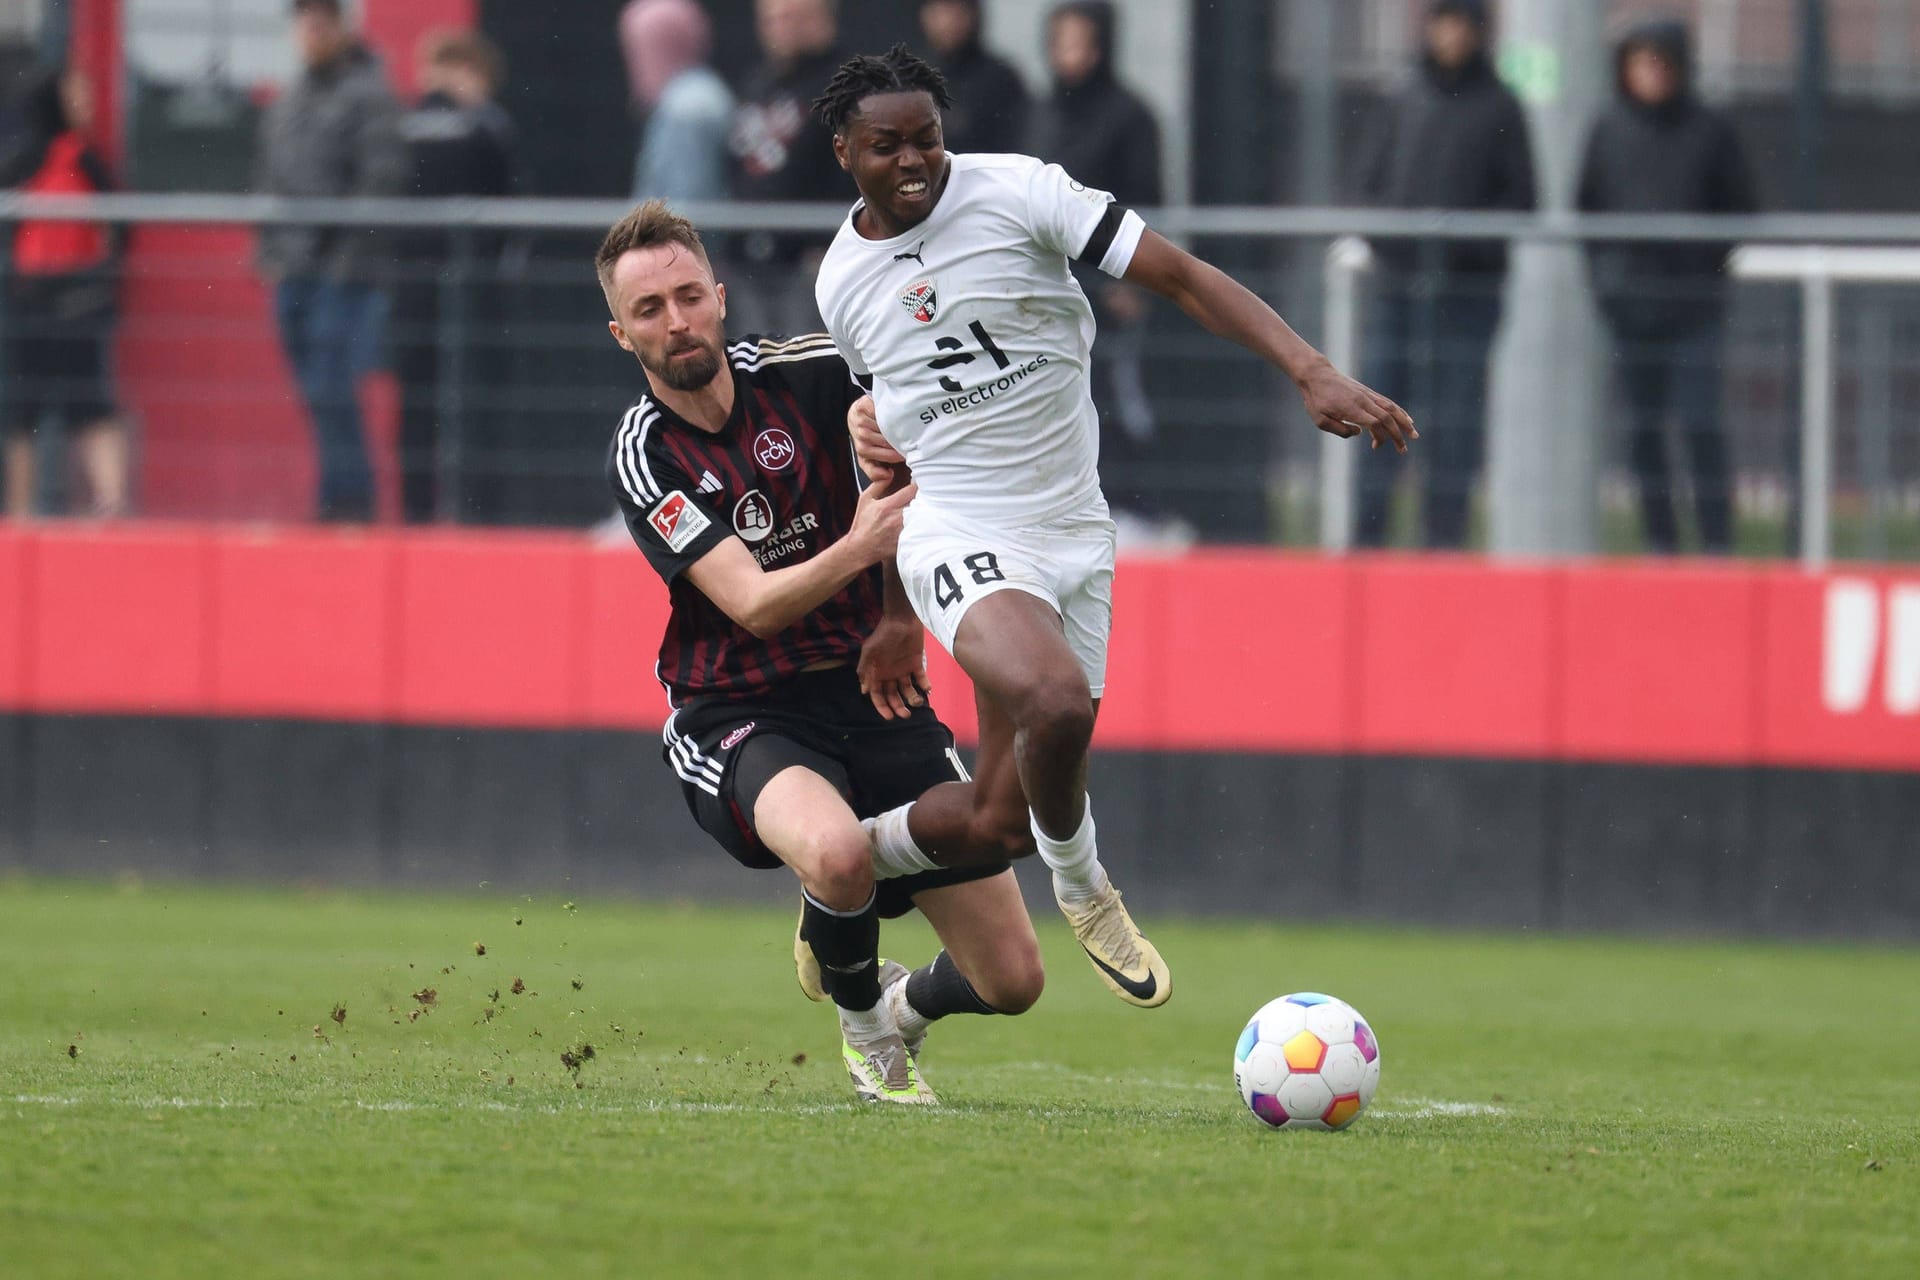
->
<box><xmin>606</xmin><ymin>333</ymin><xmax>878</xmax><ymax>706</ymax></box>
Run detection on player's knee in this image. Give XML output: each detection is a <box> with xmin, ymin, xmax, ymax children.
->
<box><xmin>972</xmin><ymin>805</ymin><xmax>1036</xmax><ymax>860</ymax></box>
<box><xmin>978</xmin><ymin>948</ymin><xmax>1044</xmax><ymax>1015</ymax></box>
<box><xmin>792</xmin><ymin>830</ymin><xmax>873</xmax><ymax>905</ymax></box>
<box><xmin>1016</xmin><ymin>681</ymin><xmax>1095</xmax><ymax>755</ymax></box>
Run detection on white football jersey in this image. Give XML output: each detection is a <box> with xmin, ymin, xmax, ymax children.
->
<box><xmin>815</xmin><ymin>152</ymin><xmax>1146</xmax><ymax>526</ymax></box>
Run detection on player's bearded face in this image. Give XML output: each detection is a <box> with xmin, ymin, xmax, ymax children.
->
<box><xmin>644</xmin><ymin>322</ymin><xmax>724</xmax><ymax>391</ymax></box>
<box><xmin>613</xmin><ymin>248</ymin><xmax>729</xmax><ymax>392</ymax></box>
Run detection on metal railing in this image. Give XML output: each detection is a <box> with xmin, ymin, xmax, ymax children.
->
<box><xmin>8</xmin><ymin>191</ymin><xmax>1920</xmax><ymax>242</ymax></box>
<box><xmin>2</xmin><ymin>193</ymin><xmax>1917</xmax><ymax>561</ymax></box>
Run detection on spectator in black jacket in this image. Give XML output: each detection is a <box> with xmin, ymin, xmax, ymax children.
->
<box><xmin>729</xmin><ymin>0</ymin><xmax>846</xmax><ymax>333</ymax></box>
<box><xmin>1028</xmin><ymin>2</ymin><xmax>1180</xmax><ymax>544</ymax></box>
<box><xmin>1578</xmin><ymin>18</ymin><xmax>1758</xmax><ymax>555</ymax></box>
<box><xmin>395</xmin><ymin>28</ymin><xmax>516</xmax><ymax>522</ymax></box>
<box><xmin>918</xmin><ymin>0</ymin><xmax>1027</xmax><ymax>155</ymax></box>
<box><xmin>1354</xmin><ymin>0</ymin><xmax>1535</xmax><ymax>549</ymax></box>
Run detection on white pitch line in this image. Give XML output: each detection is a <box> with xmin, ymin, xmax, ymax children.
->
<box><xmin>985</xmin><ymin>1065</ymin><xmax>1508</xmax><ymax>1118</ymax></box>
<box><xmin>11</xmin><ymin>1091</ymin><xmax>1507</xmax><ymax>1121</ymax></box>
<box><xmin>9</xmin><ymin>1093</ymin><xmax>851</xmax><ymax>1118</ymax></box>
<box><xmin>989</xmin><ymin>1061</ymin><xmax>1222</xmax><ymax>1094</ymax></box>
<box><xmin>1369</xmin><ymin>1098</ymin><xmax>1507</xmax><ymax>1119</ymax></box>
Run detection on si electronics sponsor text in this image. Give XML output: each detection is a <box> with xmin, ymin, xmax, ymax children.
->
<box><xmin>917</xmin><ymin>354</ymin><xmax>1050</xmax><ymax>424</ymax></box>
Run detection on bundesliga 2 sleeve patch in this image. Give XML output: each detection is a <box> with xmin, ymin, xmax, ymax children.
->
<box><xmin>648</xmin><ymin>490</ymin><xmax>713</xmax><ymax>553</ymax></box>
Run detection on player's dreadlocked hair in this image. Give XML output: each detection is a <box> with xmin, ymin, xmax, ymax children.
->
<box><xmin>811</xmin><ymin>44</ymin><xmax>953</xmax><ymax>135</ymax></box>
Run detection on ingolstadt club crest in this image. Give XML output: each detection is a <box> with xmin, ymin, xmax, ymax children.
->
<box><xmin>900</xmin><ymin>278</ymin><xmax>938</xmax><ymax>324</ymax></box>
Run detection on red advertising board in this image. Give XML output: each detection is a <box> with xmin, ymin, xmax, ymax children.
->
<box><xmin>2</xmin><ymin>524</ymin><xmax>1917</xmax><ymax>772</ymax></box>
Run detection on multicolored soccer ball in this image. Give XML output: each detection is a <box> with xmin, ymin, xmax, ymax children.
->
<box><xmin>1234</xmin><ymin>993</ymin><xmax>1381</xmax><ymax>1130</ymax></box>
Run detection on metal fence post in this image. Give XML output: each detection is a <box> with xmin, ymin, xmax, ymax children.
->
<box><xmin>1320</xmin><ymin>238</ymin><xmax>1369</xmax><ymax>551</ymax></box>
<box><xmin>1800</xmin><ymin>262</ymin><xmax>1835</xmax><ymax>570</ymax></box>
<box><xmin>1858</xmin><ymin>292</ymin><xmax>1893</xmax><ymax>562</ymax></box>
<box><xmin>1488</xmin><ymin>0</ymin><xmax>1608</xmax><ymax>558</ymax></box>
<box><xmin>435</xmin><ymin>227</ymin><xmax>473</xmax><ymax>523</ymax></box>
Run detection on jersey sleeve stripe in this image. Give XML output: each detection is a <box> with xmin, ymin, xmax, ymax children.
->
<box><xmin>634</xmin><ymin>408</ymin><xmax>665</xmax><ymax>497</ymax></box>
<box><xmin>1075</xmin><ymin>201</ymin><xmax>1126</xmax><ymax>268</ymax></box>
<box><xmin>1100</xmin><ymin>209</ymin><xmax>1147</xmax><ymax>277</ymax></box>
<box><xmin>612</xmin><ymin>404</ymin><xmax>651</xmax><ymax>505</ymax></box>
<box><xmin>613</xmin><ymin>402</ymin><xmax>665</xmax><ymax>506</ymax></box>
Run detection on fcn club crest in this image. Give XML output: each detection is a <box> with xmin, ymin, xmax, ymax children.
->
<box><xmin>753</xmin><ymin>428</ymin><xmax>795</xmax><ymax>471</ymax></box>
<box><xmin>900</xmin><ymin>279</ymin><xmax>938</xmax><ymax>324</ymax></box>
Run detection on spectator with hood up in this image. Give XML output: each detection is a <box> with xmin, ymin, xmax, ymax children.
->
<box><xmin>1027</xmin><ymin>1</ymin><xmax>1179</xmax><ymax>545</ymax></box>
<box><xmin>1353</xmin><ymin>0</ymin><xmax>1534</xmax><ymax>549</ymax></box>
<box><xmin>623</xmin><ymin>0</ymin><xmax>732</xmax><ymax>202</ymax></box>
<box><xmin>917</xmin><ymin>0</ymin><xmax>1027</xmax><ymax>155</ymax></box>
<box><xmin>1578</xmin><ymin>17</ymin><xmax>1758</xmax><ymax>555</ymax></box>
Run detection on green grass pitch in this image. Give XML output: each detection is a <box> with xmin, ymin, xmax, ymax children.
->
<box><xmin>2</xmin><ymin>875</ymin><xmax>1916</xmax><ymax>1278</ymax></box>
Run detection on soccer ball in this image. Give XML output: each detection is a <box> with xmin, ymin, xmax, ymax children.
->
<box><xmin>1233</xmin><ymin>992</ymin><xmax>1381</xmax><ymax>1130</ymax></box>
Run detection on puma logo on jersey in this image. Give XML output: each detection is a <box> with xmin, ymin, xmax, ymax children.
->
<box><xmin>900</xmin><ymin>279</ymin><xmax>938</xmax><ymax>324</ymax></box>
<box><xmin>892</xmin><ymin>240</ymin><xmax>926</xmax><ymax>265</ymax></box>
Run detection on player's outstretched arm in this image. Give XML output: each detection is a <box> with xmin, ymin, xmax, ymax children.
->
<box><xmin>1123</xmin><ymin>230</ymin><xmax>1418</xmax><ymax>453</ymax></box>
<box><xmin>685</xmin><ymin>482</ymin><xmax>918</xmax><ymax>639</ymax></box>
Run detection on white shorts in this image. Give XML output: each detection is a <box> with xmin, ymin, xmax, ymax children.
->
<box><xmin>895</xmin><ymin>499</ymin><xmax>1118</xmax><ymax>697</ymax></box>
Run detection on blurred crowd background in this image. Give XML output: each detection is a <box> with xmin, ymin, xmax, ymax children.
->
<box><xmin>0</xmin><ymin>0</ymin><xmax>1915</xmax><ymax>560</ymax></box>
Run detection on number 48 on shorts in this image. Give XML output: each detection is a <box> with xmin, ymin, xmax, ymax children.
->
<box><xmin>932</xmin><ymin>551</ymin><xmax>1006</xmax><ymax>609</ymax></box>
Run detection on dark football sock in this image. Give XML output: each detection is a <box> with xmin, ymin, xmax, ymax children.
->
<box><xmin>904</xmin><ymin>949</ymin><xmax>1001</xmax><ymax>1020</ymax></box>
<box><xmin>800</xmin><ymin>889</ymin><xmax>882</xmax><ymax>1011</ymax></box>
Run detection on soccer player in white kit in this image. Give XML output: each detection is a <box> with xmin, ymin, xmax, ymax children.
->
<box><xmin>812</xmin><ymin>47</ymin><xmax>1415</xmax><ymax>1009</ymax></box>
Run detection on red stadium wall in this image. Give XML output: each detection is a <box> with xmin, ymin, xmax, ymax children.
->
<box><xmin>2</xmin><ymin>524</ymin><xmax>1916</xmax><ymax>772</ymax></box>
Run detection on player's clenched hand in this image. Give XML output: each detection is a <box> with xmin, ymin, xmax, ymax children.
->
<box><xmin>858</xmin><ymin>615</ymin><xmax>931</xmax><ymax>720</ymax></box>
<box><xmin>849</xmin><ymin>480</ymin><xmax>917</xmax><ymax>563</ymax></box>
<box><xmin>1296</xmin><ymin>360</ymin><xmax>1418</xmax><ymax>454</ymax></box>
<box><xmin>848</xmin><ymin>395</ymin><xmax>905</xmax><ymax>485</ymax></box>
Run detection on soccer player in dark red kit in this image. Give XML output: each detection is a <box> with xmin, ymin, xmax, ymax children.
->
<box><xmin>600</xmin><ymin>201</ymin><xmax>1043</xmax><ymax>1105</ymax></box>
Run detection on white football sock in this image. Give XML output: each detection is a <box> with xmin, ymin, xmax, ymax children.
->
<box><xmin>838</xmin><ymin>999</ymin><xmax>889</xmax><ymax>1042</ymax></box>
<box><xmin>862</xmin><ymin>804</ymin><xmax>938</xmax><ymax>879</ymax></box>
<box><xmin>1032</xmin><ymin>795</ymin><xmax>1110</xmax><ymax>905</ymax></box>
<box><xmin>887</xmin><ymin>975</ymin><xmax>931</xmax><ymax>1040</ymax></box>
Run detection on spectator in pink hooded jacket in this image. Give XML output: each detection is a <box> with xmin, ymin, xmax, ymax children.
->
<box><xmin>622</xmin><ymin>0</ymin><xmax>732</xmax><ymax>202</ymax></box>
